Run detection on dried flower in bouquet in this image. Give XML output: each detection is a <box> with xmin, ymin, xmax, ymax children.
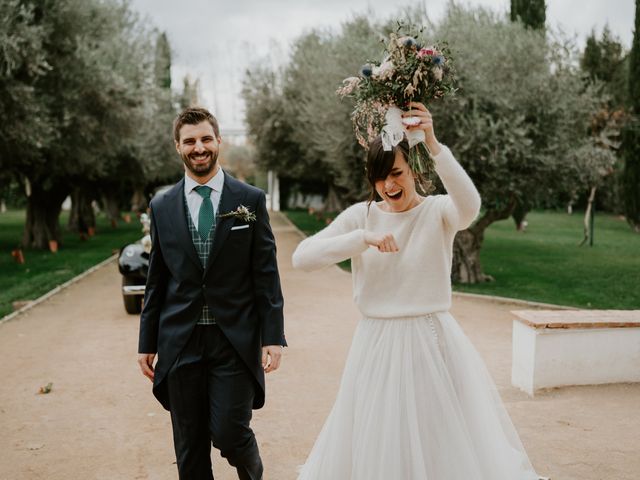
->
<box><xmin>337</xmin><ymin>25</ymin><xmax>456</xmax><ymax>177</ymax></box>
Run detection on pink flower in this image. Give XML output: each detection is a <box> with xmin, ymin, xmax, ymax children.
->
<box><xmin>417</xmin><ymin>48</ymin><xmax>435</xmax><ymax>58</ymax></box>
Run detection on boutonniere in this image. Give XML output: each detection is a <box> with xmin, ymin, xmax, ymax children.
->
<box><xmin>218</xmin><ymin>205</ymin><xmax>257</xmax><ymax>222</ymax></box>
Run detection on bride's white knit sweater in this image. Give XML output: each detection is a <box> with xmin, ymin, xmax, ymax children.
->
<box><xmin>292</xmin><ymin>145</ymin><xmax>481</xmax><ymax>317</ymax></box>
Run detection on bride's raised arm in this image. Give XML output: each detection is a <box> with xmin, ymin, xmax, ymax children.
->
<box><xmin>432</xmin><ymin>145</ymin><xmax>481</xmax><ymax>230</ymax></box>
<box><xmin>404</xmin><ymin>101</ymin><xmax>481</xmax><ymax>231</ymax></box>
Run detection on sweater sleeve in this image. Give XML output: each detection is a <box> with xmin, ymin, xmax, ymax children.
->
<box><xmin>292</xmin><ymin>203</ymin><xmax>369</xmax><ymax>271</ymax></box>
<box><xmin>433</xmin><ymin>145</ymin><xmax>481</xmax><ymax>231</ymax></box>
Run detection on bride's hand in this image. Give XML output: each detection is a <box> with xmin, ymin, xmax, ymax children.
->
<box><xmin>403</xmin><ymin>102</ymin><xmax>441</xmax><ymax>155</ymax></box>
<box><xmin>364</xmin><ymin>231</ymin><xmax>399</xmax><ymax>253</ymax></box>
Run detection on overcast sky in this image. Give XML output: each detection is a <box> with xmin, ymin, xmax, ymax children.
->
<box><xmin>128</xmin><ymin>0</ymin><xmax>636</xmax><ymax>131</ymax></box>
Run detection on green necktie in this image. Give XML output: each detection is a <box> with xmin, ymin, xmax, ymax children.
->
<box><xmin>194</xmin><ymin>185</ymin><xmax>214</xmax><ymax>242</ymax></box>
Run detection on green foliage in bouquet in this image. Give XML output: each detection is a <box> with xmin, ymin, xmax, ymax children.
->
<box><xmin>336</xmin><ymin>24</ymin><xmax>456</xmax><ymax>179</ymax></box>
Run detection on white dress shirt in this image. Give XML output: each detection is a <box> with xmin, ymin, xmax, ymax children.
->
<box><xmin>184</xmin><ymin>168</ymin><xmax>224</xmax><ymax>230</ymax></box>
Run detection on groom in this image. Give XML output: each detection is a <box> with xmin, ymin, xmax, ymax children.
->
<box><xmin>138</xmin><ymin>107</ymin><xmax>286</xmax><ymax>480</ymax></box>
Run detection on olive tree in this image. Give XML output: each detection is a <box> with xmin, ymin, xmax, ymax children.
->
<box><xmin>0</xmin><ymin>0</ymin><xmax>179</xmax><ymax>249</ymax></box>
<box><xmin>244</xmin><ymin>5</ymin><xmax>611</xmax><ymax>282</ymax></box>
<box><xmin>432</xmin><ymin>6</ymin><xmax>612</xmax><ymax>281</ymax></box>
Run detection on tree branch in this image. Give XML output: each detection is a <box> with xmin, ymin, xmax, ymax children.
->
<box><xmin>470</xmin><ymin>195</ymin><xmax>518</xmax><ymax>236</ymax></box>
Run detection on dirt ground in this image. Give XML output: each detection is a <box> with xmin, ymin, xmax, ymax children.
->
<box><xmin>0</xmin><ymin>212</ymin><xmax>638</xmax><ymax>480</ymax></box>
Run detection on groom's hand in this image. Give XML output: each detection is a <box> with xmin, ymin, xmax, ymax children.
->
<box><xmin>138</xmin><ymin>353</ymin><xmax>156</xmax><ymax>381</ymax></box>
<box><xmin>262</xmin><ymin>345</ymin><xmax>283</xmax><ymax>373</ymax></box>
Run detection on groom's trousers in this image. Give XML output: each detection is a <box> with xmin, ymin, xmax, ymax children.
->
<box><xmin>167</xmin><ymin>324</ymin><xmax>263</xmax><ymax>480</ymax></box>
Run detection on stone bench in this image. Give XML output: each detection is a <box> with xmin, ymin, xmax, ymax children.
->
<box><xmin>511</xmin><ymin>309</ymin><xmax>640</xmax><ymax>395</ymax></box>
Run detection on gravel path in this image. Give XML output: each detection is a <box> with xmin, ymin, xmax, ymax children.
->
<box><xmin>0</xmin><ymin>211</ymin><xmax>638</xmax><ymax>479</ymax></box>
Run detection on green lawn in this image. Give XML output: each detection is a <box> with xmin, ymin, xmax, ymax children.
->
<box><xmin>284</xmin><ymin>209</ymin><xmax>640</xmax><ymax>309</ymax></box>
<box><xmin>285</xmin><ymin>210</ymin><xmax>352</xmax><ymax>271</ymax></box>
<box><xmin>284</xmin><ymin>210</ymin><xmax>339</xmax><ymax>236</ymax></box>
<box><xmin>0</xmin><ymin>210</ymin><xmax>143</xmax><ymax>318</ymax></box>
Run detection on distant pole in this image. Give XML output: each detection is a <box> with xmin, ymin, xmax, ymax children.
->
<box><xmin>267</xmin><ymin>170</ymin><xmax>273</xmax><ymax>210</ymax></box>
<box><xmin>266</xmin><ymin>170</ymin><xmax>280</xmax><ymax>211</ymax></box>
<box><xmin>273</xmin><ymin>175</ymin><xmax>280</xmax><ymax>212</ymax></box>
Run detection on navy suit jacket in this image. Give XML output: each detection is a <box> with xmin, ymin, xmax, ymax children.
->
<box><xmin>138</xmin><ymin>173</ymin><xmax>286</xmax><ymax>410</ymax></box>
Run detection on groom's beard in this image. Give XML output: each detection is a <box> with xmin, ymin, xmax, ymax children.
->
<box><xmin>181</xmin><ymin>149</ymin><xmax>218</xmax><ymax>177</ymax></box>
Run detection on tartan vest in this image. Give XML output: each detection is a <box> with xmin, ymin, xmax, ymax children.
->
<box><xmin>184</xmin><ymin>194</ymin><xmax>216</xmax><ymax>325</ymax></box>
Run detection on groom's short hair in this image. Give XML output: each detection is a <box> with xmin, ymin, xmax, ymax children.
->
<box><xmin>173</xmin><ymin>107</ymin><xmax>220</xmax><ymax>142</ymax></box>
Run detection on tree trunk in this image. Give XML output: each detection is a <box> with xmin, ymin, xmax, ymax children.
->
<box><xmin>102</xmin><ymin>191</ymin><xmax>121</xmax><ymax>228</ymax></box>
<box><xmin>451</xmin><ymin>199</ymin><xmax>517</xmax><ymax>284</ymax></box>
<box><xmin>68</xmin><ymin>187</ymin><xmax>96</xmax><ymax>235</ymax></box>
<box><xmin>130</xmin><ymin>186</ymin><xmax>148</xmax><ymax>214</ymax></box>
<box><xmin>452</xmin><ymin>228</ymin><xmax>491</xmax><ymax>283</ymax></box>
<box><xmin>511</xmin><ymin>199</ymin><xmax>530</xmax><ymax>231</ymax></box>
<box><xmin>324</xmin><ymin>183</ymin><xmax>345</xmax><ymax>212</ymax></box>
<box><xmin>22</xmin><ymin>181</ymin><xmax>68</xmax><ymax>250</ymax></box>
<box><xmin>580</xmin><ymin>186</ymin><xmax>597</xmax><ymax>246</ymax></box>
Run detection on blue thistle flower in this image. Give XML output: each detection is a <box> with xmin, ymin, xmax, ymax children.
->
<box><xmin>361</xmin><ymin>64</ymin><xmax>373</xmax><ymax>77</ymax></box>
<box><xmin>403</xmin><ymin>37</ymin><xmax>417</xmax><ymax>47</ymax></box>
<box><xmin>433</xmin><ymin>55</ymin><xmax>445</xmax><ymax>66</ymax></box>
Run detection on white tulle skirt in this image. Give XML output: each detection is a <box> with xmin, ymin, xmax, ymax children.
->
<box><xmin>297</xmin><ymin>312</ymin><xmax>540</xmax><ymax>480</ymax></box>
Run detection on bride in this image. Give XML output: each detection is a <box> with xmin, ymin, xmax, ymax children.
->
<box><xmin>292</xmin><ymin>102</ymin><xmax>545</xmax><ymax>479</ymax></box>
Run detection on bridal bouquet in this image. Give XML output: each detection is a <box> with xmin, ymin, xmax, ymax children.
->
<box><xmin>337</xmin><ymin>27</ymin><xmax>456</xmax><ymax>173</ymax></box>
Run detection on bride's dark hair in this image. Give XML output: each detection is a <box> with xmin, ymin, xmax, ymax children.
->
<box><xmin>365</xmin><ymin>136</ymin><xmax>433</xmax><ymax>205</ymax></box>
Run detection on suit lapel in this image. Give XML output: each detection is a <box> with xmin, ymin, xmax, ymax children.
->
<box><xmin>167</xmin><ymin>178</ymin><xmax>202</xmax><ymax>271</ymax></box>
<box><xmin>204</xmin><ymin>173</ymin><xmax>244</xmax><ymax>275</ymax></box>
